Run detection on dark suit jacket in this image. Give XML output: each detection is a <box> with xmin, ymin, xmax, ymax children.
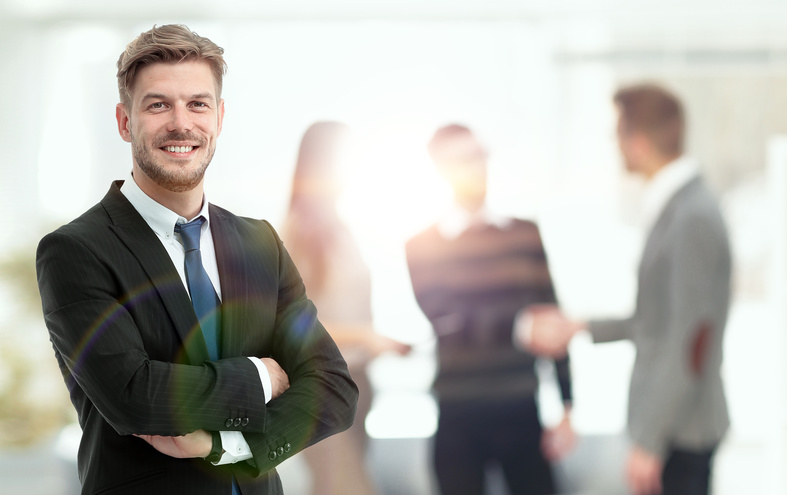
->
<box><xmin>36</xmin><ymin>181</ymin><xmax>358</xmax><ymax>495</ymax></box>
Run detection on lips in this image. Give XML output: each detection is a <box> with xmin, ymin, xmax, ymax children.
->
<box><xmin>155</xmin><ymin>132</ymin><xmax>205</xmax><ymax>154</ymax></box>
<box><xmin>162</xmin><ymin>145</ymin><xmax>195</xmax><ymax>153</ymax></box>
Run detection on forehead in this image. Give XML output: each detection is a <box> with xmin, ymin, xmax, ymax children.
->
<box><xmin>435</xmin><ymin>134</ymin><xmax>485</xmax><ymax>161</ymax></box>
<box><xmin>130</xmin><ymin>60</ymin><xmax>219</xmax><ymax>102</ymax></box>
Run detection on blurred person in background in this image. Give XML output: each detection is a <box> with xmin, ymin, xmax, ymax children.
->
<box><xmin>406</xmin><ymin>124</ymin><xmax>575</xmax><ymax>495</ymax></box>
<box><xmin>523</xmin><ymin>84</ymin><xmax>731</xmax><ymax>495</ymax></box>
<box><xmin>35</xmin><ymin>25</ymin><xmax>357</xmax><ymax>495</ymax></box>
<box><xmin>281</xmin><ymin>121</ymin><xmax>411</xmax><ymax>495</ymax></box>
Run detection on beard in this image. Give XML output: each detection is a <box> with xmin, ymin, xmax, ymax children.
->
<box><xmin>132</xmin><ymin>131</ymin><xmax>215</xmax><ymax>193</ymax></box>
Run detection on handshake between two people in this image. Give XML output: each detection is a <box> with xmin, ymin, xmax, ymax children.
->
<box><xmin>514</xmin><ymin>304</ymin><xmax>586</xmax><ymax>359</ymax></box>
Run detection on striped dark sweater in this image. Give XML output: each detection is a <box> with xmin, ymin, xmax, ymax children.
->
<box><xmin>406</xmin><ymin>218</ymin><xmax>572</xmax><ymax>405</ymax></box>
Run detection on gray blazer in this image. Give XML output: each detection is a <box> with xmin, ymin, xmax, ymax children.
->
<box><xmin>589</xmin><ymin>176</ymin><xmax>731</xmax><ymax>459</ymax></box>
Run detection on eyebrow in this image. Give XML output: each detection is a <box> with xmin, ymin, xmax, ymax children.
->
<box><xmin>190</xmin><ymin>92</ymin><xmax>217</xmax><ymax>102</ymax></box>
<box><xmin>140</xmin><ymin>92</ymin><xmax>217</xmax><ymax>103</ymax></box>
<box><xmin>140</xmin><ymin>93</ymin><xmax>167</xmax><ymax>103</ymax></box>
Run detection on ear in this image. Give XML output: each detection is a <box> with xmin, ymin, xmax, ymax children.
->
<box><xmin>116</xmin><ymin>103</ymin><xmax>132</xmax><ymax>143</ymax></box>
<box><xmin>216</xmin><ymin>99</ymin><xmax>225</xmax><ymax>137</ymax></box>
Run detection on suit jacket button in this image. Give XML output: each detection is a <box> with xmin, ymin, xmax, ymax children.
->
<box><xmin>284</xmin><ymin>443</ymin><xmax>291</xmax><ymax>453</ymax></box>
<box><xmin>225</xmin><ymin>419</ymin><xmax>233</xmax><ymax>428</ymax></box>
<box><xmin>268</xmin><ymin>451</ymin><xmax>277</xmax><ymax>461</ymax></box>
<box><xmin>277</xmin><ymin>446</ymin><xmax>285</xmax><ymax>457</ymax></box>
<box><xmin>233</xmin><ymin>417</ymin><xmax>242</xmax><ymax>427</ymax></box>
<box><xmin>241</xmin><ymin>417</ymin><xmax>250</xmax><ymax>427</ymax></box>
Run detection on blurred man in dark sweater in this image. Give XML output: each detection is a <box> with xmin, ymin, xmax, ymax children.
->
<box><xmin>406</xmin><ymin>124</ymin><xmax>574</xmax><ymax>495</ymax></box>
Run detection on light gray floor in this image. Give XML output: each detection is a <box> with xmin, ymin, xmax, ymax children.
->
<box><xmin>1</xmin><ymin>431</ymin><xmax>630</xmax><ymax>495</ymax></box>
<box><xmin>0</xmin><ymin>438</ymin><xmax>80</xmax><ymax>495</ymax></box>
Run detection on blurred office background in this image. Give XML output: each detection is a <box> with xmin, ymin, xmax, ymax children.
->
<box><xmin>0</xmin><ymin>0</ymin><xmax>785</xmax><ymax>493</ymax></box>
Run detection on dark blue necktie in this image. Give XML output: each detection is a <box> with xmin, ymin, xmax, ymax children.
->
<box><xmin>175</xmin><ymin>218</ymin><xmax>240</xmax><ymax>495</ymax></box>
<box><xmin>175</xmin><ymin>217</ymin><xmax>221</xmax><ymax>361</ymax></box>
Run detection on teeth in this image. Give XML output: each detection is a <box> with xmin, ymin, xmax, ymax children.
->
<box><xmin>164</xmin><ymin>145</ymin><xmax>194</xmax><ymax>153</ymax></box>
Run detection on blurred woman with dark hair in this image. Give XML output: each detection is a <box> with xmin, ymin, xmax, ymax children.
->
<box><xmin>282</xmin><ymin>122</ymin><xmax>410</xmax><ymax>495</ymax></box>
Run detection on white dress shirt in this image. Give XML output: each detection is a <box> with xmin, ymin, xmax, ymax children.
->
<box><xmin>121</xmin><ymin>173</ymin><xmax>271</xmax><ymax>465</ymax></box>
<box><xmin>436</xmin><ymin>203</ymin><xmax>513</xmax><ymax>240</ymax></box>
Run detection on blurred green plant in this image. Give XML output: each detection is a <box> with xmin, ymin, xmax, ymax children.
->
<box><xmin>0</xmin><ymin>249</ymin><xmax>72</xmax><ymax>447</ymax></box>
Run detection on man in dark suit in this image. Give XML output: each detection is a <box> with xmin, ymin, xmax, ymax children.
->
<box><xmin>525</xmin><ymin>84</ymin><xmax>731</xmax><ymax>495</ymax></box>
<box><xmin>36</xmin><ymin>24</ymin><xmax>357</xmax><ymax>495</ymax></box>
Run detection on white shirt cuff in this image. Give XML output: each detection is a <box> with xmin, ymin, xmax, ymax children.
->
<box><xmin>211</xmin><ymin>358</ymin><xmax>271</xmax><ymax>466</ymax></box>
<box><xmin>247</xmin><ymin>356</ymin><xmax>272</xmax><ymax>404</ymax></box>
<box><xmin>212</xmin><ymin>431</ymin><xmax>253</xmax><ymax>465</ymax></box>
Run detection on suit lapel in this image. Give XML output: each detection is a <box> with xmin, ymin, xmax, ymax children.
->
<box><xmin>101</xmin><ymin>181</ymin><xmax>210</xmax><ymax>364</ymax></box>
<box><xmin>209</xmin><ymin>205</ymin><xmax>249</xmax><ymax>358</ymax></box>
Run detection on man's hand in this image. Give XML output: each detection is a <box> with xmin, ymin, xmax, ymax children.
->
<box><xmin>626</xmin><ymin>445</ymin><xmax>664</xmax><ymax>495</ymax></box>
<box><xmin>135</xmin><ymin>429</ymin><xmax>212</xmax><ymax>459</ymax></box>
<box><xmin>364</xmin><ymin>333</ymin><xmax>412</xmax><ymax>358</ymax></box>
<box><xmin>541</xmin><ymin>410</ymin><xmax>576</xmax><ymax>462</ymax></box>
<box><xmin>260</xmin><ymin>357</ymin><xmax>290</xmax><ymax>400</ymax></box>
<box><xmin>515</xmin><ymin>304</ymin><xmax>582</xmax><ymax>358</ymax></box>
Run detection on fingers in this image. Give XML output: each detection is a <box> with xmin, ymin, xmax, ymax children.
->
<box><xmin>540</xmin><ymin>429</ymin><xmax>563</xmax><ymax>462</ymax></box>
<box><xmin>370</xmin><ymin>334</ymin><xmax>412</xmax><ymax>357</ymax></box>
<box><xmin>540</xmin><ymin>415</ymin><xmax>577</xmax><ymax>462</ymax></box>
<box><xmin>395</xmin><ymin>342</ymin><xmax>413</xmax><ymax>356</ymax></box>
<box><xmin>626</xmin><ymin>447</ymin><xmax>663</xmax><ymax>495</ymax></box>
<box><xmin>383</xmin><ymin>335</ymin><xmax>413</xmax><ymax>356</ymax></box>
<box><xmin>260</xmin><ymin>357</ymin><xmax>290</xmax><ymax>400</ymax></box>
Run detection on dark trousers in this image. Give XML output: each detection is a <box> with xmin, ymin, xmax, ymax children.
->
<box><xmin>434</xmin><ymin>396</ymin><xmax>555</xmax><ymax>495</ymax></box>
<box><xmin>661</xmin><ymin>447</ymin><xmax>716</xmax><ymax>495</ymax></box>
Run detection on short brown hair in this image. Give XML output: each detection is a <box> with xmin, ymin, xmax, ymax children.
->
<box><xmin>116</xmin><ymin>24</ymin><xmax>227</xmax><ymax>107</ymax></box>
<box><xmin>427</xmin><ymin>124</ymin><xmax>487</xmax><ymax>164</ymax></box>
<box><xmin>614</xmin><ymin>84</ymin><xmax>685</xmax><ymax>157</ymax></box>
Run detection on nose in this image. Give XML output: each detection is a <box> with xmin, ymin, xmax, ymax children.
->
<box><xmin>167</xmin><ymin>104</ymin><xmax>193</xmax><ymax>132</ymax></box>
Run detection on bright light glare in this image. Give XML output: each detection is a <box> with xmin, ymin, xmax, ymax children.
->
<box><xmin>338</xmin><ymin>125</ymin><xmax>452</xmax><ymax>247</ymax></box>
<box><xmin>366</xmin><ymin>392</ymin><xmax>438</xmax><ymax>439</ymax></box>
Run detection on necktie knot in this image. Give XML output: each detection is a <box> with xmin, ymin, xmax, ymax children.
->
<box><xmin>175</xmin><ymin>217</ymin><xmax>206</xmax><ymax>252</ymax></box>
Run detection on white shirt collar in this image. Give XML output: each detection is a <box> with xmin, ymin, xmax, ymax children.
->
<box><xmin>436</xmin><ymin>203</ymin><xmax>512</xmax><ymax>240</ymax></box>
<box><xmin>119</xmin><ymin>172</ymin><xmax>211</xmax><ymax>239</ymax></box>
<box><xmin>640</xmin><ymin>155</ymin><xmax>699</xmax><ymax>235</ymax></box>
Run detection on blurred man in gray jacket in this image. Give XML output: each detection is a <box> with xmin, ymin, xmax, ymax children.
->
<box><xmin>523</xmin><ymin>84</ymin><xmax>731</xmax><ymax>495</ymax></box>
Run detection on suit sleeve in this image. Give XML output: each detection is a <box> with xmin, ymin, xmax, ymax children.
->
<box><xmin>588</xmin><ymin>316</ymin><xmax>637</xmax><ymax>343</ymax></box>
<box><xmin>38</xmin><ymin>221</ymin><xmax>357</xmax><ymax>475</ymax></box>
<box><xmin>235</xmin><ymin>221</ymin><xmax>358</xmax><ymax>475</ymax></box>
<box><xmin>36</xmin><ymin>230</ymin><xmax>266</xmax><ymax>437</ymax></box>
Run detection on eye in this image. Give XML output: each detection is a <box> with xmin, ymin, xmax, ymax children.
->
<box><xmin>148</xmin><ymin>102</ymin><xmax>166</xmax><ymax>110</ymax></box>
<box><xmin>191</xmin><ymin>101</ymin><xmax>209</xmax><ymax>109</ymax></box>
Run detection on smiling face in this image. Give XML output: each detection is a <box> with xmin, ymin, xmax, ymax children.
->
<box><xmin>116</xmin><ymin>60</ymin><xmax>225</xmax><ymax>196</ymax></box>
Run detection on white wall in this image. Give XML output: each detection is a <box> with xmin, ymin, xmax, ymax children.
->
<box><xmin>2</xmin><ymin>4</ymin><xmax>786</xmax><ymax>493</ymax></box>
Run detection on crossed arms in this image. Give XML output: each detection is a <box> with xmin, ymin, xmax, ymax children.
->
<box><xmin>36</xmin><ymin>219</ymin><xmax>358</xmax><ymax>475</ymax></box>
<box><xmin>135</xmin><ymin>357</ymin><xmax>291</xmax><ymax>459</ymax></box>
